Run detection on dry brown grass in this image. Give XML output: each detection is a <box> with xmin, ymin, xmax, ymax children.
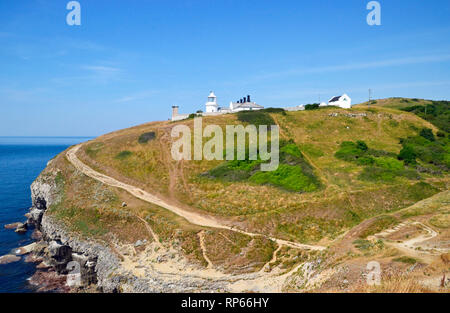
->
<box><xmin>74</xmin><ymin>104</ymin><xmax>447</xmax><ymax>245</ymax></box>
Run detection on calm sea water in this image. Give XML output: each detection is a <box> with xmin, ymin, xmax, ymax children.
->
<box><xmin>0</xmin><ymin>137</ymin><xmax>91</xmax><ymax>292</ymax></box>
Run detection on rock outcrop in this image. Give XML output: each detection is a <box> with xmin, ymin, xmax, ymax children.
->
<box><xmin>27</xmin><ymin>168</ymin><xmax>122</xmax><ymax>292</ymax></box>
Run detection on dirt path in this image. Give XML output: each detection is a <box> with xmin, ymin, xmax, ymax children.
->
<box><xmin>373</xmin><ymin>221</ymin><xmax>448</xmax><ymax>262</ymax></box>
<box><xmin>66</xmin><ymin>144</ymin><xmax>326</xmax><ymax>252</ymax></box>
<box><xmin>260</xmin><ymin>244</ymin><xmax>282</xmax><ymax>273</ymax></box>
<box><xmin>198</xmin><ymin>231</ymin><xmax>214</xmax><ymax>269</ymax></box>
<box><xmin>136</xmin><ymin>216</ymin><xmax>163</xmax><ymax>249</ymax></box>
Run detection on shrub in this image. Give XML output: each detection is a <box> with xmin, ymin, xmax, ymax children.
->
<box><xmin>115</xmin><ymin>150</ymin><xmax>132</xmax><ymax>160</ymax></box>
<box><xmin>236</xmin><ymin>111</ymin><xmax>275</xmax><ymax>126</ymax></box>
<box><xmin>356</xmin><ymin>140</ymin><xmax>368</xmax><ymax>151</ymax></box>
<box><xmin>373</xmin><ymin>157</ymin><xmax>404</xmax><ymax>170</ymax></box>
<box><xmin>393</xmin><ymin>256</ymin><xmax>417</xmax><ymax>264</ymax></box>
<box><xmin>356</xmin><ymin>156</ymin><xmax>374</xmax><ymax>166</ymax></box>
<box><xmin>397</xmin><ymin>145</ymin><xmax>417</xmax><ymax>165</ymax></box>
<box><xmin>262</xmin><ymin>107</ymin><xmax>286</xmax><ymax>114</ymax></box>
<box><xmin>304</xmin><ymin>103</ymin><xmax>320</xmax><ymax>110</ymax></box>
<box><xmin>249</xmin><ymin>164</ymin><xmax>318</xmax><ymax>192</ymax></box>
<box><xmin>138</xmin><ymin>132</ymin><xmax>156</xmax><ymax>144</ymax></box>
<box><xmin>419</xmin><ymin>128</ymin><xmax>435</xmax><ymax>141</ymax></box>
<box><xmin>335</xmin><ymin>141</ymin><xmax>367</xmax><ymax>161</ymax></box>
<box><xmin>437</xmin><ymin>131</ymin><xmax>446</xmax><ymax>138</ymax></box>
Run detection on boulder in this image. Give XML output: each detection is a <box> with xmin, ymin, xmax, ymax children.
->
<box><xmin>0</xmin><ymin>254</ymin><xmax>21</xmax><ymax>265</ymax></box>
<box><xmin>28</xmin><ymin>208</ymin><xmax>44</xmax><ymax>225</ymax></box>
<box><xmin>15</xmin><ymin>223</ymin><xmax>28</xmax><ymax>234</ymax></box>
<box><xmin>4</xmin><ymin>222</ymin><xmax>21</xmax><ymax>230</ymax></box>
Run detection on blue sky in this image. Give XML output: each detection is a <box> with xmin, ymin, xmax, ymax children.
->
<box><xmin>0</xmin><ymin>0</ymin><xmax>449</xmax><ymax>136</ymax></box>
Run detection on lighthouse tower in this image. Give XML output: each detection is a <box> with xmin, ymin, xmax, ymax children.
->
<box><xmin>205</xmin><ymin>91</ymin><xmax>218</xmax><ymax>113</ymax></box>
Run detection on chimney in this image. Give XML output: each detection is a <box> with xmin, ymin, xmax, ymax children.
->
<box><xmin>247</xmin><ymin>95</ymin><xmax>250</xmax><ymax>102</ymax></box>
<box><xmin>172</xmin><ymin>105</ymin><xmax>179</xmax><ymax>117</ymax></box>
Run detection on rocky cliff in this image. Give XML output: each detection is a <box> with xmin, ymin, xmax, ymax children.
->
<box><xmin>28</xmin><ymin>162</ymin><xmax>122</xmax><ymax>292</ymax></box>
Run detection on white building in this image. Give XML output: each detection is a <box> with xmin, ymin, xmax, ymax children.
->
<box><xmin>327</xmin><ymin>94</ymin><xmax>352</xmax><ymax>109</ymax></box>
<box><xmin>228</xmin><ymin>95</ymin><xmax>264</xmax><ymax>112</ymax></box>
<box><xmin>171</xmin><ymin>92</ymin><xmax>265</xmax><ymax>121</ymax></box>
<box><xmin>205</xmin><ymin>91</ymin><xmax>218</xmax><ymax>113</ymax></box>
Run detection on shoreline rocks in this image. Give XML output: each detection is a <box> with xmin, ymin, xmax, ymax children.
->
<box><xmin>0</xmin><ymin>254</ymin><xmax>21</xmax><ymax>265</ymax></box>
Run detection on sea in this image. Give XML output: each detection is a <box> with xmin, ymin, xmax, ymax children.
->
<box><xmin>0</xmin><ymin>137</ymin><xmax>91</xmax><ymax>292</ymax></box>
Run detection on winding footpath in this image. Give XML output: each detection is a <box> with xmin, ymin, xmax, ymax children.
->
<box><xmin>66</xmin><ymin>144</ymin><xmax>326</xmax><ymax>251</ymax></box>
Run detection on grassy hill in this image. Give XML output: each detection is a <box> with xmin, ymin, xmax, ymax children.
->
<box><xmin>73</xmin><ymin>101</ymin><xmax>448</xmax><ymax>245</ymax></box>
<box><xmin>356</xmin><ymin>97</ymin><xmax>450</xmax><ymax>133</ymax></box>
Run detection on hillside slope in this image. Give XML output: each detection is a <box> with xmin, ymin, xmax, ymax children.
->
<box><xmin>30</xmin><ymin>98</ymin><xmax>449</xmax><ymax>292</ymax></box>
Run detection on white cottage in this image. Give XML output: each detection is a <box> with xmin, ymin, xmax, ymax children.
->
<box><xmin>327</xmin><ymin>94</ymin><xmax>352</xmax><ymax>109</ymax></box>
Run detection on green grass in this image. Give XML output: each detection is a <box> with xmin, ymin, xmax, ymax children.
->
<box><xmin>249</xmin><ymin>164</ymin><xmax>318</xmax><ymax>192</ymax></box>
<box><xmin>206</xmin><ymin>142</ymin><xmax>320</xmax><ymax>192</ymax></box>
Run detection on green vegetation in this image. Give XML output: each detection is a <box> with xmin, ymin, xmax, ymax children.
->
<box><xmin>249</xmin><ymin>164</ymin><xmax>318</xmax><ymax>192</ymax></box>
<box><xmin>304</xmin><ymin>103</ymin><xmax>320</xmax><ymax>110</ymax></box>
<box><xmin>115</xmin><ymin>150</ymin><xmax>133</xmax><ymax>160</ymax></box>
<box><xmin>334</xmin><ymin>141</ymin><xmax>419</xmax><ymax>182</ymax></box>
<box><xmin>401</xmin><ymin>100</ymin><xmax>450</xmax><ymax>133</ymax></box>
<box><xmin>236</xmin><ymin>110</ymin><xmax>275</xmax><ymax>126</ymax></box>
<box><xmin>393</xmin><ymin>256</ymin><xmax>417</xmax><ymax>264</ymax></box>
<box><xmin>207</xmin><ymin>141</ymin><xmax>320</xmax><ymax>192</ymax></box>
<box><xmin>399</xmin><ymin>128</ymin><xmax>450</xmax><ymax>171</ymax></box>
<box><xmin>261</xmin><ymin>107</ymin><xmax>286</xmax><ymax>115</ymax></box>
<box><xmin>138</xmin><ymin>131</ymin><xmax>156</xmax><ymax>144</ymax></box>
<box><xmin>419</xmin><ymin>128</ymin><xmax>435</xmax><ymax>141</ymax></box>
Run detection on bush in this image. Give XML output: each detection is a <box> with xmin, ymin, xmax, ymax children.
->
<box><xmin>207</xmin><ymin>141</ymin><xmax>320</xmax><ymax>192</ymax></box>
<box><xmin>304</xmin><ymin>103</ymin><xmax>320</xmax><ymax>110</ymax></box>
<box><xmin>138</xmin><ymin>132</ymin><xmax>156</xmax><ymax>144</ymax></box>
<box><xmin>419</xmin><ymin>128</ymin><xmax>435</xmax><ymax>141</ymax></box>
<box><xmin>401</xmin><ymin>101</ymin><xmax>450</xmax><ymax>133</ymax></box>
<box><xmin>356</xmin><ymin>156</ymin><xmax>374</xmax><ymax>166</ymax></box>
<box><xmin>115</xmin><ymin>150</ymin><xmax>132</xmax><ymax>160</ymax></box>
<box><xmin>249</xmin><ymin>164</ymin><xmax>318</xmax><ymax>192</ymax></box>
<box><xmin>334</xmin><ymin>141</ymin><xmax>366</xmax><ymax>161</ymax></box>
<box><xmin>437</xmin><ymin>131</ymin><xmax>446</xmax><ymax>138</ymax></box>
<box><xmin>393</xmin><ymin>256</ymin><xmax>417</xmax><ymax>264</ymax></box>
<box><xmin>398</xmin><ymin>145</ymin><xmax>417</xmax><ymax>165</ymax></box>
<box><xmin>236</xmin><ymin>111</ymin><xmax>275</xmax><ymax>126</ymax></box>
<box><xmin>356</xmin><ymin>140</ymin><xmax>368</xmax><ymax>151</ymax></box>
<box><xmin>262</xmin><ymin>107</ymin><xmax>286</xmax><ymax>114</ymax></box>
<box><xmin>374</xmin><ymin>157</ymin><xmax>404</xmax><ymax>170</ymax></box>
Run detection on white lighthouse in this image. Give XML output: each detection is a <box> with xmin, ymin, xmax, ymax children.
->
<box><xmin>205</xmin><ymin>91</ymin><xmax>218</xmax><ymax>113</ymax></box>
